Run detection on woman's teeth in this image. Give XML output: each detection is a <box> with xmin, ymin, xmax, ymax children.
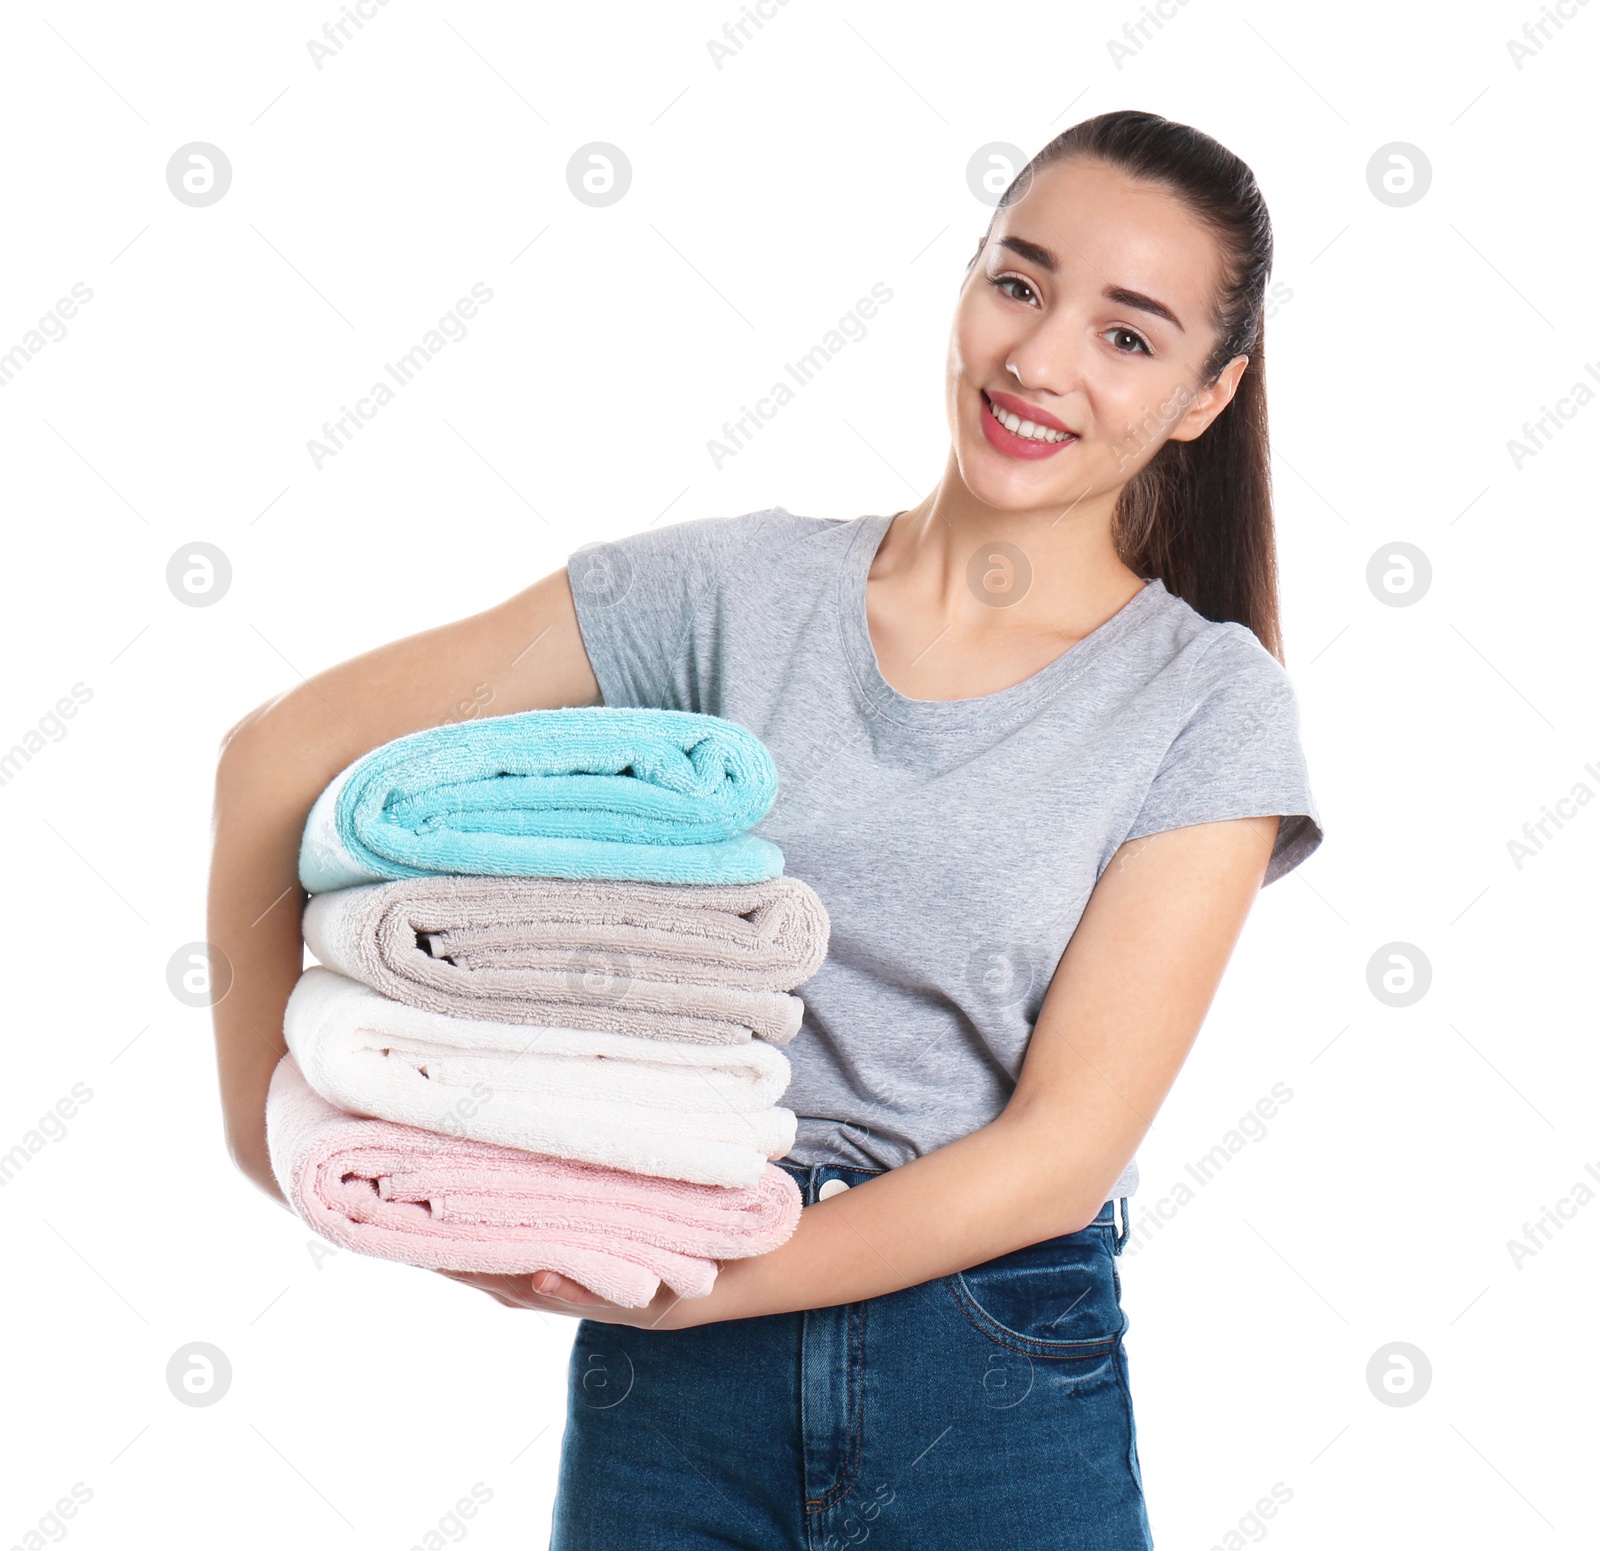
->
<box><xmin>986</xmin><ymin>394</ymin><xmax>1074</xmax><ymax>443</ymax></box>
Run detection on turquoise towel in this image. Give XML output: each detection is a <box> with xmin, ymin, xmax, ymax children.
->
<box><xmin>299</xmin><ymin>707</ymin><xmax>784</xmax><ymax>893</ymax></box>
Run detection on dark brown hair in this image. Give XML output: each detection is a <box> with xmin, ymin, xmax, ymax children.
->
<box><xmin>980</xmin><ymin>110</ymin><xmax>1283</xmax><ymax>660</ymax></box>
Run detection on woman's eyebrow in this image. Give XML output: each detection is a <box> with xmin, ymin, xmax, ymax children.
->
<box><xmin>1105</xmin><ymin>285</ymin><xmax>1185</xmax><ymax>333</ymax></box>
<box><xmin>994</xmin><ymin>234</ymin><xmax>1186</xmax><ymax>332</ymax></box>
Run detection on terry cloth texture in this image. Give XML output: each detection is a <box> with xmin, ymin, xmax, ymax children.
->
<box><xmin>298</xmin><ymin>705</ymin><xmax>785</xmax><ymax>893</ymax></box>
<box><xmin>301</xmin><ymin>874</ymin><xmax>826</xmax><ymax>1045</ymax></box>
<box><xmin>284</xmin><ymin>966</ymin><xmax>798</xmax><ymax>1187</ymax></box>
<box><xmin>566</xmin><ymin>507</ymin><xmax>1325</xmax><ymax>1199</ymax></box>
<box><xmin>266</xmin><ymin>1051</ymin><xmax>803</xmax><ymax>1307</ymax></box>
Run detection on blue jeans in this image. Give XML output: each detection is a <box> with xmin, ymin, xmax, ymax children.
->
<box><xmin>549</xmin><ymin>1158</ymin><xmax>1152</xmax><ymax>1550</ymax></box>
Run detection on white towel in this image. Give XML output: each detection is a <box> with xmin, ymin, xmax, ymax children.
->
<box><xmin>283</xmin><ymin>966</ymin><xmax>796</xmax><ymax>1188</ymax></box>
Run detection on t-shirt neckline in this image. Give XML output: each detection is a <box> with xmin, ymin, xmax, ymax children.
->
<box><xmin>837</xmin><ymin>510</ymin><xmax>1170</xmax><ymax>730</ymax></box>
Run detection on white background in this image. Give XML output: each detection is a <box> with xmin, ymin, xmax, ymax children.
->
<box><xmin>1</xmin><ymin>1</ymin><xmax>1594</xmax><ymax>1546</ymax></box>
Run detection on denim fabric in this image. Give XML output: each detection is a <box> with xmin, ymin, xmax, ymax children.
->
<box><xmin>549</xmin><ymin>1159</ymin><xmax>1152</xmax><ymax>1550</ymax></box>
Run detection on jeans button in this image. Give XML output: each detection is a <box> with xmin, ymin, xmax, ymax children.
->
<box><xmin>818</xmin><ymin>1178</ymin><xmax>849</xmax><ymax>1200</ymax></box>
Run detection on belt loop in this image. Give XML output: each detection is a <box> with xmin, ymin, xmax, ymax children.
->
<box><xmin>1112</xmin><ymin>1197</ymin><xmax>1130</xmax><ymax>1255</ymax></box>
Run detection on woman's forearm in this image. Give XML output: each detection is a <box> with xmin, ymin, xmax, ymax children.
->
<box><xmin>635</xmin><ymin>822</ymin><xmax>1276</xmax><ymax>1333</ymax></box>
<box><xmin>652</xmin><ymin>1107</ymin><xmax>1121</xmax><ymax>1329</ymax></box>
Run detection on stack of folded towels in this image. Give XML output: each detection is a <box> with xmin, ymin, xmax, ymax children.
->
<box><xmin>263</xmin><ymin>705</ymin><xmax>828</xmax><ymax>1308</ymax></box>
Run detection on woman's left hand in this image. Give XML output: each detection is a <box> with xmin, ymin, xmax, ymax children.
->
<box><xmin>433</xmin><ymin>1267</ymin><xmax>700</xmax><ymax>1328</ymax></box>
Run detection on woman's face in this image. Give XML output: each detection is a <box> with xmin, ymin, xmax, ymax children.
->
<box><xmin>947</xmin><ymin>156</ymin><xmax>1246</xmax><ymax>516</ymax></box>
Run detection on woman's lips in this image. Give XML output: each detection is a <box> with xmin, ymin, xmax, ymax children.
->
<box><xmin>979</xmin><ymin>389</ymin><xmax>1079</xmax><ymax>461</ymax></box>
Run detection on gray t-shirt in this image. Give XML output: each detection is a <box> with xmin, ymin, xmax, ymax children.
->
<box><xmin>567</xmin><ymin>508</ymin><xmax>1323</xmax><ymax>1200</ymax></box>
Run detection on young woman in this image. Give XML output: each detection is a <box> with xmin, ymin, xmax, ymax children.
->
<box><xmin>210</xmin><ymin>110</ymin><xmax>1320</xmax><ymax>1548</ymax></box>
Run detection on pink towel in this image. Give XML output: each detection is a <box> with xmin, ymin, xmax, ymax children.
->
<box><xmin>265</xmin><ymin>1051</ymin><xmax>803</xmax><ymax>1308</ymax></box>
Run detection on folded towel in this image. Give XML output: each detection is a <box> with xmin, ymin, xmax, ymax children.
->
<box><xmin>299</xmin><ymin>707</ymin><xmax>785</xmax><ymax>893</ymax></box>
<box><xmin>285</xmin><ymin>966</ymin><xmax>797</xmax><ymax>1187</ymax></box>
<box><xmin>302</xmin><ymin>875</ymin><xmax>826</xmax><ymax>1045</ymax></box>
<box><xmin>266</xmin><ymin>1052</ymin><xmax>803</xmax><ymax>1306</ymax></box>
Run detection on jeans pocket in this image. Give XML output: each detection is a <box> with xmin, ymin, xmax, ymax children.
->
<box><xmin>946</xmin><ymin>1223</ymin><xmax>1126</xmax><ymax>1359</ymax></box>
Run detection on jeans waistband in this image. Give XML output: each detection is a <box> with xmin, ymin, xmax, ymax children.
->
<box><xmin>775</xmin><ymin>1158</ymin><xmax>1131</xmax><ymax>1252</ymax></box>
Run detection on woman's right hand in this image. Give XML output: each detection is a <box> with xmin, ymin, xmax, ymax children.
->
<box><xmin>207</xmin><ymin>564</ymin><xmax>604</xmax><ymax>1205</ymax></box>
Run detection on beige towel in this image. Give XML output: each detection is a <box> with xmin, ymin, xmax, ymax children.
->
<box><xmin>302</xmin><ymin>874</ymin><xmax>828</xmax><ymax>1046</ymax></box>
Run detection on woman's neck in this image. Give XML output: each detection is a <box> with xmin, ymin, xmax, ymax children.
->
<box><xmin>877</xmin><ymin>470</ymin><xmax>1147</xmax><ymax>647</ymax></box>
<box><xmin>856</xmin><ymin>468</ymin><xmax>1149</xmax><ymax>702</ymax></box>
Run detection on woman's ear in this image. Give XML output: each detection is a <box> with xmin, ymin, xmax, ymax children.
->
<box><xmin>1167</xmin><ymin>355</ymin><xmax>1249</xmax><ymax>443</ymax></box>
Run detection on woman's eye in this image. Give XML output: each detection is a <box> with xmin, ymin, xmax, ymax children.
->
<box><xmin>987</xmin><ymin>274</ymin><xmax>1038</xmax><ymax>306</ymax></box>
<box><xmin>1105</xmin><ymin>326</ymin><xmax>1152</xmax><ymax>357</ymax></box>
<box><xmin>985</xmin><ymin>275</ymin><xmax>1152</xmax><ymax>356</ymax></box>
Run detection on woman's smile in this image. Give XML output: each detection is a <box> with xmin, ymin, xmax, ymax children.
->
<box><xmin>979</xmin><ymin>386</ymin><xmax>1081</xmax><ymax>460</ymax></box>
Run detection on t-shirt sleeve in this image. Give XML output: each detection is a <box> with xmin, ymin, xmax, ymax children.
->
<box><xmin>565</xmin><ymin>511</ymin><xmax>768</xmax><ymax>711</ymax></box>
<box><xmin>1122</xmin><ymin>624</ymin><xmax>1324</xmax><ymax>886</ymax></box>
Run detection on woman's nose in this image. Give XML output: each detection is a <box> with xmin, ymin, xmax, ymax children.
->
<box><xmin>1004</xmin><ymin>319</ymin><xmax>1086</xmax><ymax>400</ymax></box>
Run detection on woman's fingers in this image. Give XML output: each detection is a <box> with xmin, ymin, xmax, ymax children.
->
<box><xmin>435</xmin><ymin>1265</ymin><xmax>615</xmax><ymax>1310</ymax></box>
<box><xmin>436</xmin><ymin>1268</ymin><xmax>536</xmax><ymax>1305</ymax></box>
<box><xmin>532</xmin><ymin>1270</ymin><xmax>609</xmax><ymax>1304</ymax></box>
